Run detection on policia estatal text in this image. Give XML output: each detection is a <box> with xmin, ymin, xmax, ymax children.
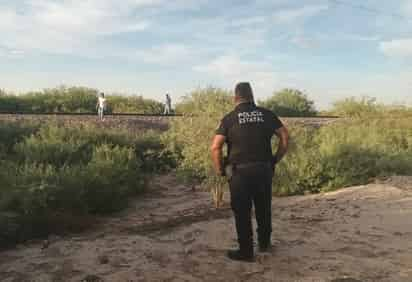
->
<box><xmin>211</xmin><ymin>82</ymin><xmax>289</xmax><ymax>262</ymax></box>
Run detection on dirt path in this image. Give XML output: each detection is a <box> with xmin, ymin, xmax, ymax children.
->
<box><xmin>1</xmin><ymin>174</ymin><xmax>412</xmax><ymax>282</ymax></box>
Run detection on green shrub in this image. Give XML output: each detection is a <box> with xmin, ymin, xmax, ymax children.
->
<box><xmin>83</xmin><ymin>144</ymin><xmax>144</xmax><ymax>213</ymax></box>
<box><xmin>0</xmin><ymin>122</ymin><xmax>39</xmax><ymax>156</ymax></box>
<box><xmin>0</xmin><ymin>121</ymin><xmax>176</xmax><ymax>247</ymax></box>
<box><xmin>106</xmin><ymin>95</ymin><xmax>163</xmax><ymax>114</ymax></box>
<box><xmin>0</xmin><ymin>86</ymin><xmax>164</xmax><ymax>114</ymax></box>
<box><xmin>164</xmin><ymin>87</ymin><xmax>233</xmax><ymax>182</ymax></box>
<box><xmin>167</xmin><ymin>88</ymin><xmax>412</xmax><ymax>197</ymax></box>
<box><xmin>259</xmin><ymin>89</ymin><xmax>317</xmax><ymax>117</ymax></box>
<box><xmin>274</xmin><ymin>118</ymin><xmax>412</xmax><ymax>195</ymax></box>
<box><xmin>14</xmin><ymin>125</ymin><xmax>92</xmax><ymax>167</ymax></box>
<box><xmin>330</xmin><ymin>96</ymin><xmax>380</xmax><ymax>118</ymax></box>
<box><xmin>273</xmin><ymin>125</ymin><xmax>324</xmax><ymax>195</ymax></box>
<box><xmin>330</xmin><ymin>96</ymin><xmax>412</xmax><ymax>118</ymax></box>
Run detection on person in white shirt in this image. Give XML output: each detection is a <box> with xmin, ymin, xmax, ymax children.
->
<box><xmin>96</xmin><ymin>92</ymin><xmax>107</xmax><ymax>121</ymax></box>
<box><xmin>164</xmin><ymin>93</ymin><xmax>172</xmax><ymax>115</ymax></box>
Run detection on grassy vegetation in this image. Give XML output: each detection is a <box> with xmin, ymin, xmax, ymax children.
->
<box><xmin>0</xmin><ymin>86</ymin><xmax>163</xmax><ymax>114</ymax></box>
<box><xmin>1</xmin><ymin>86</ymin><xmax>412</xmax><ymax>247</ymax></box>
<box><xmin>258</xmin><ymin>88</ymin><xmax>317</xmax><ymax>117</ymax></box>
<box><xmin>274</xmin><ymin>118</ymin><xmax>412</xmax><ymax>195</ymax></box>
<box><xmin>166</xmin><ymin>87</ymin><xmax>412</xmax><ymax>198</ymax></box>
<box><xmin>164</xmin><ymin>87</ymin><xmax>232</xmax><ymax>182</ymax></box>
<box><xmin>0</xmin><ymin>121</ymin><xmax>175</xmax><ymax>248</ymax></box>
<box><xmin>327</xmin><ymin>96</ymin><xmax>412</xmax><ymax>118</ymax></box>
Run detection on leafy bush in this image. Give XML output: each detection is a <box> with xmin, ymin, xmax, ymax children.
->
<box><xmin>274</xmin><ymin>118</ymin><xmax>412</xmax><ymax>195</ymax></box>
<box><xmin>164</xmin><ymin>87</ymin><xmax>233</xmax><ymax>182</ymax></box>
<box><xmin>164</xmin><ymin>87</ymin><xmax>233</xmax><ymax>207</ymax></box>
<box><xmin>0</xmin><ymin>86</ymin><xmax>164</xmax><ymax>114</ymax></box>
<box><xmin>330</xmin><ymin>96</ymin><xmax>412</xmax><ymax>118</ymax></box>
<box><xmin>330</xmin><ymin>96</ymin><xmax>380</xmax><ymax>118</ymax></box>
<box><xmin>259</xmin><ymin>88</ymin><xmax>317</xmax><ymax>117</ymax></box>
<box><xmin>106</xmin><ymin>95</ymin><xmax>164</xmax><ymax>114</ymax></box>
<box><xmin>14</xmin><ymin>125</ymin><xmax>92</xmax><ymax>167</ymax></box>
<box><xmin>166</xmin><ymin>88</ymin><xmax>412</xmax><ymax>198</ymax></box>
<box><xmin>83</xmin><ymin>144</ymin><xmax>142</xmax><ymax>213</ymax></box>
<box><xmin>0</xmin><ymin>121</ymin><xmax>39</xmax><ymax>156</ymax></box>
<box><xmin>0</xmin><ymin>122</ymin><xmax>175</xmax><ymax>247</ymax></box>
<box><xmin>0</xmin><ymin>86</ymin><xmax>98</xmax><ymax>113</ymax></box>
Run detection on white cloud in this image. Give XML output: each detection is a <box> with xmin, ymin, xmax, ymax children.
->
<box><xmin>194</xmin><ymin>55</ymin><xmax>282</xmax><ymax>98</ymax></box>
<box><xmin>188</xmin><ymin>16</ymin><xmax>268</xmax><ymax>57</ymax></box>
<box><xmin>380</xmin><ymin>38</ymin><xmax>412</xmax><ymax>57</ymax></box>
<box><xmin>403</xmin><ymin>0</ymin><xmax>412</xmax><ymax>16</ymax></box>
<box><xmin>0</xmin><ymin>8</ymin><xmax>17</xmax><ymax>29</ymax></box>
<box><xmin>0</xmin><ymin>45</ymin><xmax>25</xmax><ymax>59</ymax></box>
<box><xmin>273</xmin><ymin>4</ymin><xmax>328</xmax><ymax>24</ymax></box>
<box><xmin>194</xmin><ymin>55</ymin><xmax>412</xmax><ymax>109</ymax></box>
<box><xmin>0</xmin><ymin>0</ymin><xmax>166</xmax><ymax>55</ymax></box>
<box><xmin>229</xmin><ymin>16</ymin><xmax>266</xmax><ymax>28</ymax></box>
<box><xmin>291</xmin><ymin>35</ymin><xmax>319</xmax><ymax>48</ymax></box>
<box><xmin>294</xmin><ymin>69</ymin><xmax>412</xmax><ymax>109</ymax></box>
<box><xmin>318</xmin><ymin>33</ymin><xmax>379</xmax><ymax>42</ymax></box>
<box><xmin>135</xmin><ymin>44</ymin><xmax>195</xmax><ymax>65</ymax></box>
<box><xmin>194</xmin><ymin>55</ymin><xmax>269</xmax><ymax>78</ymax></box>
<box><xmin>290</xmin><ymin>33</ymin><xmax>379</xmax><ymax>49</ymax></box>
<box><xmin>0</xmin><ymin>0</ymin><xmax>211</xmax><ymax>57</ymax></box>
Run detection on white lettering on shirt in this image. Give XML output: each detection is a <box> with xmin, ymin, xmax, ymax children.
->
<box><xmin>238</xmin><ymin>111</ymin><xmax>265</xmax><ymax>125</ymax></box>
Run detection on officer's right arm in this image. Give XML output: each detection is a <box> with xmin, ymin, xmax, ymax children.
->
<box><xmin>211</xmin><ymin>117</ymin><xmax>229</xmax><ymax>176</ymax></box>
<box><xmin>211</xmin><ymin>134</ymin><xmax>226</xmax><ymax>176</ymax></box>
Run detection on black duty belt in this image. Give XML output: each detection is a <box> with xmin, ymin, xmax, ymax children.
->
<box><xmin>234</xmin><ymin>161</ymin><xmax>272</xmax><ymax>169</ymax></box>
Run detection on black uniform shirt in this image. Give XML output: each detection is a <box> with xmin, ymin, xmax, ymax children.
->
<box><xmin>216</xmin><ymin>102</ymin><xmax>283</xmax><ymax>165</ymax></box>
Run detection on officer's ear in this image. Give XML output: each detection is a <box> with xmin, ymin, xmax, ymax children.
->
<box><xmin>234</xmin><ymin>95</ymin><xmax>240</xmax><ymax>104</ymax></box>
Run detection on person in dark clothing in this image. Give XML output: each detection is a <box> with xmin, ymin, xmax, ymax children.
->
<box><xmin>211</xmin><ymin>82</ymin><xmax>289</xmax><ymax>262</ymax></box>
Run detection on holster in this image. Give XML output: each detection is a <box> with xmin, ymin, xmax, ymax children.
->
<box><xmin>223</xmin><ymin>157</ymin><xmax>234</xmax><ymax>180</ymax></box>
<box><xmin>225</xmin><ymin>164</ymin><xmax>234</xmax><ymax>179</ymax></box>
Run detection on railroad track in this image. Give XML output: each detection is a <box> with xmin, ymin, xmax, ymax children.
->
<box><xmin>0</xmin><ymin>112</ymin><xmax>182</xmax><ymax>117</ymax></box>
<box><xmin>0</xmin><ymin>112</ymin><xmax>339</xmax><ymax>118</ymax></box>
<box><xmin>0</xmin><ymin>112</ymin><xmax>341</xmax><ymax>130</ymax></box>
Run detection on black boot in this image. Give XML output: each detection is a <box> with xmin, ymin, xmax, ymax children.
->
<box><xmin>226</xmin><ymin>249</ymin><xmax>254</xmax><ymax>262</ymax></box>
<box><xmin>258</xmin><ymin>243</ymin><xmax>273</xmax><ymax>253</ymax></box>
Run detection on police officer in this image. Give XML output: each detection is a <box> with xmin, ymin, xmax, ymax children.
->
<box><xmin>211</xmin><ymin>82</ymin><xmax>289</xmax><ymax>262</ymax></box>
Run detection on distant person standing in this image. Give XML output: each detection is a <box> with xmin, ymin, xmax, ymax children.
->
<box><xmin>97</xmin><ymin>92</ymin><xmax>107</xmax><ymax>121</ymax></box>
<box><xmin>164</xmin><ymin>93</ymin><xmax>172</xmax><ymax>115</ymax></box>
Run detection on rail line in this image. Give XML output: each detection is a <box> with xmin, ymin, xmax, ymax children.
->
<box><xmin>0</xmin><ymin>112</ymin><xmax>340</xmax><ymax>119</ymax></box>
<box><xmin>0</xmin><ymin>112</ymin><xmax>342</xmax><ymax>130</ymax></box>
<box><xmin>0</xmin><ymin>112</ymin><xmax>182</xmax><ymax>117</ymax></box>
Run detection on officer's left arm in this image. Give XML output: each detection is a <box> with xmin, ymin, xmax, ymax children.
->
<box><xmin>211</xmin><ymin>134</ymin><xmax>226</xmax><ymax>176</ymax></box>
<box><xmin>273</xmin><ymin>126</ymin><xmax>289</xmax><ymax>164</ymax></box>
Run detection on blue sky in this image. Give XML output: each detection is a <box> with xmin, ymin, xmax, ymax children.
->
<box><xmin>1</xmin><ymin>0</ymin><xmax>412</xmax><ymax>109</ymax></box>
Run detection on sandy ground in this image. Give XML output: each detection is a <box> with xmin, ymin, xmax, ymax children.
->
<box><xmin>1</xmin><ymin>174</ymin><xmax>412</xmax><ymax>282</ymax></box>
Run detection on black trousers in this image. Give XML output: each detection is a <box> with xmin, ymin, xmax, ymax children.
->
<box><xmin>229</xmin><ymin>163</ymin><xmax>273</xmax><ymax>256</ymax></box>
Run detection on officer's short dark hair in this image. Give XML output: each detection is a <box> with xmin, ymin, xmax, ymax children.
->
<box><xmin>235</xmin><ymin>82</ymin><xmax>254</xmax><ymax>101</ymax></box>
